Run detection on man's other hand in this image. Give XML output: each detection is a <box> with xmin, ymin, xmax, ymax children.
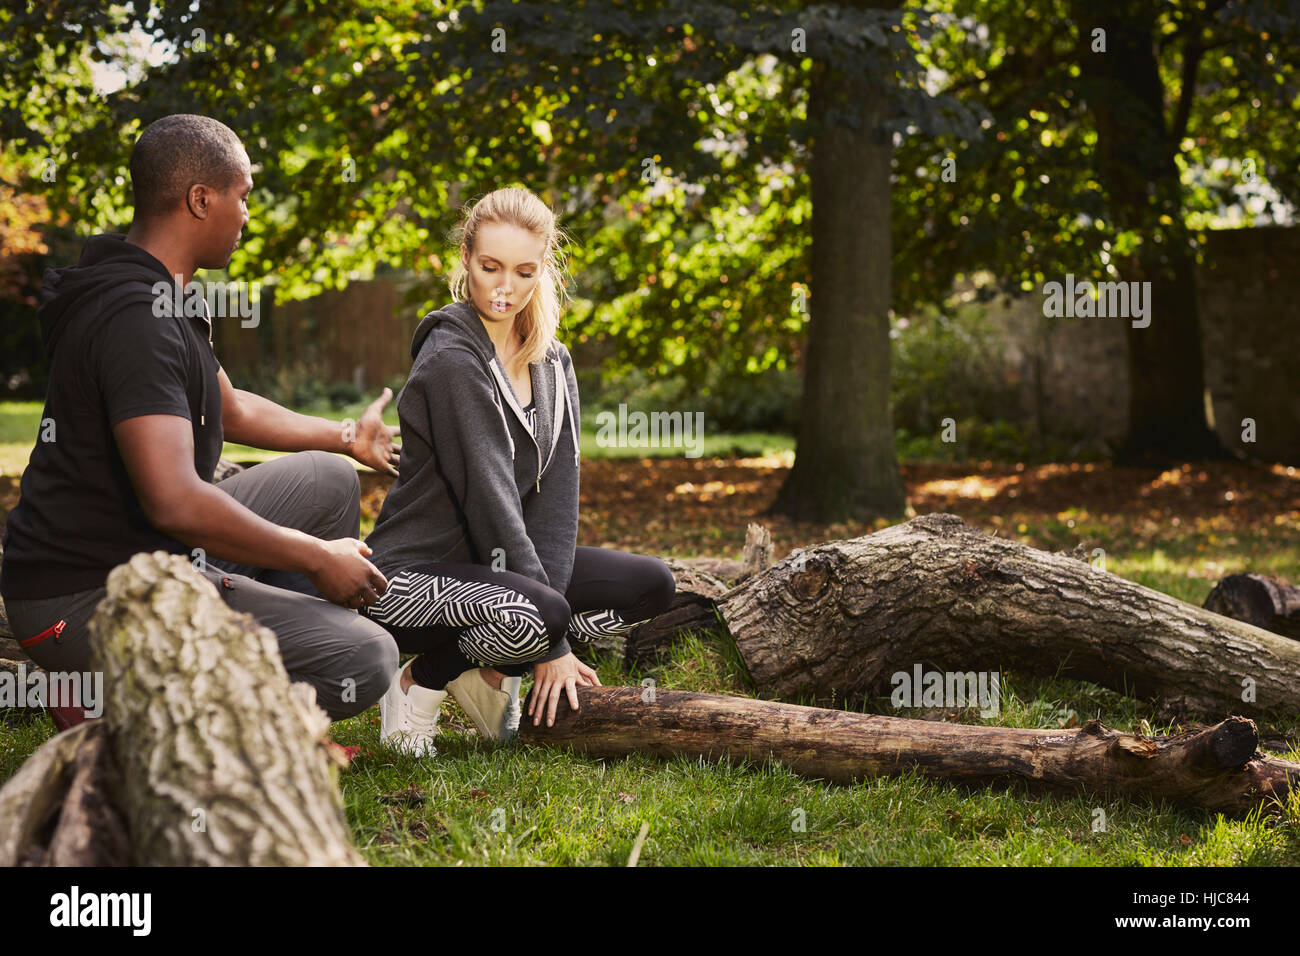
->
<box><xmin>306</xmin><ymin>538</ymin><xmax>389</xmax><ymax>609</ymax></box>
<box><xmin>348</xmin><ymin>387</ymin><xmax>402</xmax><ymax>477</ymax></box>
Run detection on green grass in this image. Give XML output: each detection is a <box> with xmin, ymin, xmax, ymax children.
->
<box><xmin>336</xmin><ymin>637</ymin><xmax>1300</xmax><ymax>866</ymax></box>
<box><xmin>6</xmin><ymin>635</ymin><xmax>1299</xmax><ymax>866</ymax></box>
<box><xmin>0</xmin><ymin>400</ymin><xmax>794</xmax><ymax>473</ymax></box>
<box><xmin>5</xmin><ymin>395</ymin><xmax>1300</xmax><ymax>865</ymax></box>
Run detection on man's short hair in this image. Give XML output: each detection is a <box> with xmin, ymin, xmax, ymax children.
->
<box><xmin>129</xmin><ymin>114</ymin><xmax>247</xmax><ymax>219</ymax></box>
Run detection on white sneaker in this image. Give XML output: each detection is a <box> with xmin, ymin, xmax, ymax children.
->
<box><xmin>502</xmin><ymin>676</ymin><xmax>522</xmax><ymax>736</ymax></box>
<box><xmin>446</xmin><ymin>669</ymin><xmax>521</xmax><ymax>741</ymax></box>
<box><xmin>379</xmin><ymin>664</ymin><xmax>446</xmax><ymax>756</ymax></box>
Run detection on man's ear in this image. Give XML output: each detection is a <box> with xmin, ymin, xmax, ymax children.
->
<box><xmin>185</xmin><ymin>183</ymin><xmax>212</xmax><ymax>220</ymax></box>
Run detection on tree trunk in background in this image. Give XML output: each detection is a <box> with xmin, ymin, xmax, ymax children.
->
<box><xmin>0</xmin><ymin>552</ymin><xmax>364</xmax><ymax>866</ymax></box>
<box><xmin>771</xmin><ymin>0</ymin><xmax>906</xmax><ymax>522</ymax></box>
<box><xmin>1074</xmin><ymin>0</ymin><xmax>1226</xmax><ymax>463</ymax></box>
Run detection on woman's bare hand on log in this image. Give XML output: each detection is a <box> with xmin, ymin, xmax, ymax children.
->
<box><xmin>530</xmin><ymin>653</ymin><xmax>601</xmax><ymax>727</ymax></box>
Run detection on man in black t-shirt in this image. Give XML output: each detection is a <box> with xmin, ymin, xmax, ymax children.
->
<box><xmin>1</xmin><ymin>115</ymin><xmax>401</xmax><ymax>726</ymax></box>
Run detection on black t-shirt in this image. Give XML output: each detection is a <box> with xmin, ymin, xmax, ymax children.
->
<box><xmin>0</xmin><ymin>235</ymin><xmax>224</xmax><ymax>599</ymax></box>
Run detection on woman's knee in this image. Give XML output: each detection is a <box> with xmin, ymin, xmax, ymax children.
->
<box><xmin>471</xmin><ymin>584</ymin><xmax>570</xmax><ymax>663</ymax></box>
<box><xmin>621</xmin><ymin>555</ymin><xmax>676</xmax><ymax>623</ymax></box>
<box><xmin>644</xmin><ymin>557</ymin><xmax>677</xmax><ymax>617</ymax></box>
<box><xmin>531</xmin><ymin>586</ymin><xmax>572</xmax><ymax>640</ymax></box>
<box><xmin>508</xmin><ymin>587</ymin><xmax>571</xmax><ymax>658</ymax></box>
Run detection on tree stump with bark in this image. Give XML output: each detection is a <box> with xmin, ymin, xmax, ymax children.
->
<box><xmin>0</xmin><ymin>551</ymin><xmax>363</xmax><ymax>866</ymax></box>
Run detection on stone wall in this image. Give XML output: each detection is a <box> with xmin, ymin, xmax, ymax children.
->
<box><xmin>943</xmin><ymin>225</ymin><xmax>1297</xmax><ymax>462</ymax></box>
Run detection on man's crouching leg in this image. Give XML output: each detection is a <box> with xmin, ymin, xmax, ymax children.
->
<box><xmin>204</xmin><ymin>568</ymin><xmax>399</xmax><ymax>721</ymax></box>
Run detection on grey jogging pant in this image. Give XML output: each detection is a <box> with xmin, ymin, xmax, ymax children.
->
<box><xmin>4</xmin><ymin>451</ymin><xmax>398</xmax><ymax>721</ymax></box>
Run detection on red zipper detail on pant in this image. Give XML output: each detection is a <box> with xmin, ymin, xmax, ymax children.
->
<box><xmin>21</xmin><ymin>618</ymin><xmax>66</xmax><ymax>647</ymax></box>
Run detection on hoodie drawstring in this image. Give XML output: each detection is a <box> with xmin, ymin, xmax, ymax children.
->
<box><xmin>565</xmin><ymin>373</ymin><xmax>580</xmax><ymax>466</ymax></box>
<box><xmin>491</xmin><ymin>387</ymin><xmax>515</xmax><ymax>460</ymax></box>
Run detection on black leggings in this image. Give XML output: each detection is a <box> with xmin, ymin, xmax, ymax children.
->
<box><xmin>362</xmin><ymin>546</ymin><xmax>675</xmax><ymax>689</ymax></box>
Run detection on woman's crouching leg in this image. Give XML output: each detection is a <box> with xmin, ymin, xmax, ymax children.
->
<box><xmin>562</xmin><ymin>548</ymin><xmax>677</xmax><ymax>647</ymax></box>
<box><xmin>456</xmin><ymin>580</ymin><xmax>571</xmax><ymax>672</ymax></box>
<box><xmin>367</xmin><ymin>564</ymin><xmax>572</xmax><ymax>687</ymax></box>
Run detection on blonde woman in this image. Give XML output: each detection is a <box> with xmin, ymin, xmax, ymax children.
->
<box><xmin>362</xmin><ymin>187</ymin><xmax>675</xmax><ymax>755</ymax></box>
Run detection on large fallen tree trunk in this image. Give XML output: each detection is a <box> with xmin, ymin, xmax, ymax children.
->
<box><xmin>519</xmin><ymin>686</ymin><xmax>1300</xmax><ymax>817</ymax></box>
<box><xmin>0</xmin><ymin>551</ymin><xmax>363</xmax><ymax>866</ymax></box>
<box><xmin>691</xmin><ymin>513</ymin><xmax>1300</xmax><ymax>720</ymax></box>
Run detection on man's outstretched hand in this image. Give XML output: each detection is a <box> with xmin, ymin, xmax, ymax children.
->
<box><xmin>348</xmin><ymin>387</ymin><xmax>402</xmax><ymax>476</ymax></box>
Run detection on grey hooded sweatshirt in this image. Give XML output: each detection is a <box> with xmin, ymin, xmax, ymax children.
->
<box><xmin>364</xmin><ymin>298</ymin><xmax>581</xmax><ymax>646</ymax></box>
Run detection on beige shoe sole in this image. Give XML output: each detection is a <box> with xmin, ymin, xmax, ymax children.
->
<box><xmin>446</xmin><ymin>669</ymin><xmax>515</xmax><ymax>740</ymax></box>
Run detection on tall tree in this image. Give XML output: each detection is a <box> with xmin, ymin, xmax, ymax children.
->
<box><xmin>772</xmin><ymin>0</ymin><xmax>906</xmax><ymax>520</ymax></box>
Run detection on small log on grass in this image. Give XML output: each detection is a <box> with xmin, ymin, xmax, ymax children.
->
<box><xmin>0</xmin><ymin>551</ymin><xmax>363</xmax><ymax>866</ymax></box>
<box><xmin>1204</xmin><ymin>573</ymin><xmax>1300</xmax><ymax>641</ymax></box>
<box><xmin>719</xmin><ymin>513</ymin><xmax>1300</xmax><ymax>719</ymax></box>
<box><xmin>518</xmin><ymin>686</ymin><xmax>1300</xmax><ymax>817</ymax></box>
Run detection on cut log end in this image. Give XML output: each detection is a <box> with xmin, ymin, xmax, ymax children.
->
<box><xmin>0</xmin><ymin>552</ymin><xmax>366</xmax><ymax>867</ymax></box>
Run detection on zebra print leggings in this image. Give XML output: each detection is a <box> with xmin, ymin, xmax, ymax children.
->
<box><xmin>361</xmin><ymin>546</ymin><xmax>676</xmax><ymax>690</ymax></box>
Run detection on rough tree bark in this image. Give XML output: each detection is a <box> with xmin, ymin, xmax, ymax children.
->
<box><xmin>624</xmin><ymin>514</ymin><xmax>1300</xmax><ymax>722</ymax></box>
<box><xmin>518</xmin><ymin>687</ymin><xmax>1300</xmax><ymax>818</ymax></box>
<box><xmin>719</xmin><ymin>514</ymin><xmax>1300</xmax><ymax>719</ymax></box>
<box><xmin>0</xmin><ymin>552</ymin><xmax>363</xmax><ymax>866</ymax></box>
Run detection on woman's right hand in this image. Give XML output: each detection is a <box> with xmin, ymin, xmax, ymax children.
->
<box><xmin>530</xmin><ymin>652</ymin><xmax>601</xmax><ymax>727</ymax></box>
